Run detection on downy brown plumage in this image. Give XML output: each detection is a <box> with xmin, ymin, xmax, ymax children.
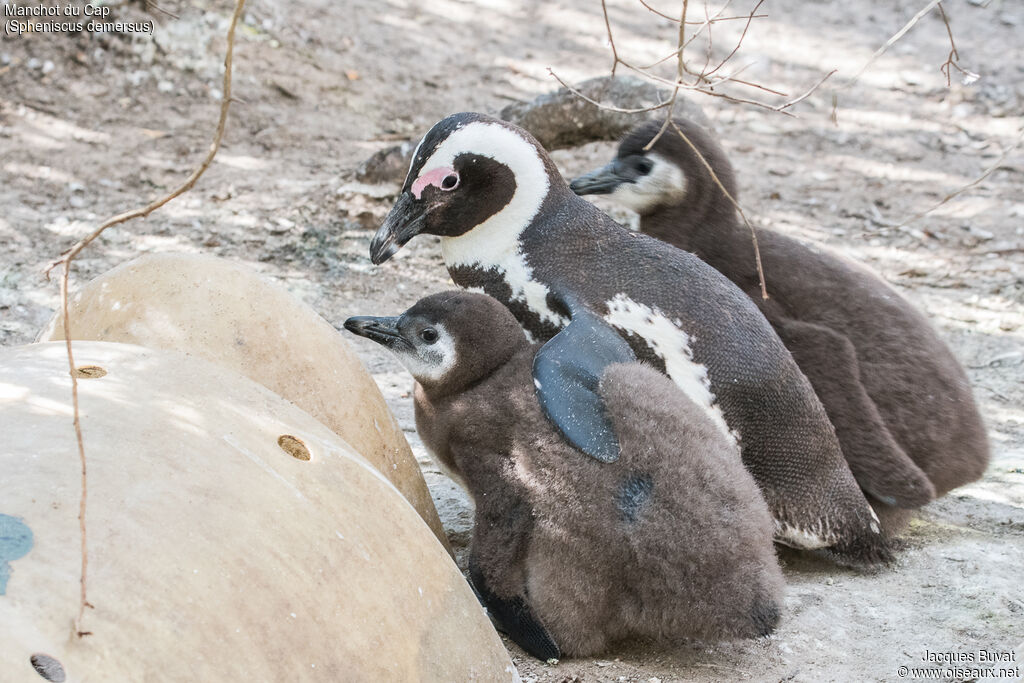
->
<box><xmin>345</xmin><ymin>291</ymin><xmax>785</xmax><ymax>659</ymax></box>
<box><xmin>571</xmin><ymin>119</ymin><xmax>990</xmax><ymax>533</ymax></box>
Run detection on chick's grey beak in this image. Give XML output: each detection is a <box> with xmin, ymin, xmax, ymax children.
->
<box><xmin>343</xmin><ymin>315</ymin><xmax>403</xmax><ymax>348</ymax></box>
<box><xmin>569</xmin><ymin>160</ymin><xmax>628</xmax><ymax>196</ymax></box>
<box><xmin>370</xmin><ymin>192</ymin><xmax>426</xmax><ymax>265</ymax></box>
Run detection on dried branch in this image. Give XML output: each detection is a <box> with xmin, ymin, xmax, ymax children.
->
<box><xmin>669</xmin><ymin>120</ymin><xmax>769</xmax><ymax>300</ymax></box>
<box><xmin>558</xmin><ymin>0</ymin><xmax>833</xmax><ymax>300</ymax></box>
<box><xmin>636</xmin><ymin>0</ymin><xmax>765</xmax><ymax>25</ymax></box>
<box><xmin>636</xmin><ymin>1</ymin><xmax>738</xmax><ymax>70</ymax></box>
<box><xmin>142</xmin><ymin>1</ymin><xmax>180</xmax><ymax>20</ymax></box>
<box><xmin>938</xmin><ymin>3</ymin><xmax>979</xmax><ymax>86</ymax></box>
<box><xmin>898</xmin><ymin>128</ymin><xmax>1024</xmax><ymax>228</ymax></box>
<box><xmin>45</xmin><ymin>0</ymin><xmax>248</xmax><ymax>638</ymax></box>
<box><xmin>700</xmin><ymin>0</ymin><xmax>764</xmax><ymax>80</ymax></box>
<box><xmin>601</xmin><ymin>0</ymin><xmax>619</xmax><ymax>77</ymax></box>
<box><xmin>559</xmin><ymin>0</ymin><xmax>830</xmax><ymax>116</ymax></box>
<box><xmin>546</xmin><ymin>69</ymin><xmax>674</xmax><ymax>114</ymax></box>
<box><xmin>777</xmin><ymin>69</ymin><xmax>837</xmax><ymax>112</ymax></box>
<box><xmin>644</xmin><ymin>0</ymin><xmax>690</xmax><ymax>150</ymax></box>
<box><xmin>842</xmin><ymin>0</ymin><xmax>942</xmax><ymax>88</ymax></box>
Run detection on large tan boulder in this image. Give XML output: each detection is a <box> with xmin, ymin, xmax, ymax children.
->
<box><xmin>0</xmin><ymin>341</ymin><xmax>517</xmax><ymax>682</ymax></box>
<box><xmin>38</xmin><ymin>253</ymin><xmax>448</xmax><ymax>549</ymax></box>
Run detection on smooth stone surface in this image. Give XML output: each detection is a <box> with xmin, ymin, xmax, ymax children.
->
<box><xmin>0</xmin><ymin>341</ymin><xmax>517</xmax><ymax>682</ymax></box>
<box><xmin>38</xmin><ymin>253</ymin><xmax>449</xmax><ymax>549</ymax></box>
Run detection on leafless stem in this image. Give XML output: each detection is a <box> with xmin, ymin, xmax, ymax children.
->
<box><xmin>698</xmin><ymin>0</ymin><xmax>714</xmax><ymax>79</ymax></box>
<box><xmin>636</xmin><ymin>1</ymin><xmax>737</xmax><ymax>70</ymax></box>
<box><xmin>938</xmin><ymin>3</ymin><xmax>978</xmax><ymax>86</ymax></box>
<box><xmin>45</xmin><ymin>0</ymin><xmax>248</xmax><ymax>638</ymax></box>
<box><xmin>570</xmin><ymin>0</ymin><xmax>828</xmax><ymax>117</ymax></box>
<box><xmin>143</xmin><ymin>0</ymin><xmax>179</xmax><ymax>19</ymax></box>
<box><xmin>700</xmin><ymin>0</ymin><xmax>765</xmax><ymax>80</ymax></box>
<box><xmin>842</xmin><ymin>0</ymin><xmax>942</xmax><ymax>88</ymax></box>
<box><xmin>669</xmin><ymin>120</ymin><xmax>769</xmax><ymax>299</ymax></box>
<box><xmin>776</xmin><ymin>69</ymin><xmax>837</xmax><ymax>112</ymax></box>
<box><xmin>644</xmin><ymin>0</ymin><xmax>689</xmax><ymax>150</ymax></box>
<box><xmin>601</xmin><ymin>0</ymin><xmax>619</xmax><ymax>77</ymax></box>
<box><xmin>636</xmin><ymin>0</ymin><xmax>764</xmax><ymax>25</ymax></box>
<box><xmin>899</xmin><ymin>128</ymin><xmax>1024</xmax><ymax>228</ymax></box>
<box><xmin>546</xmin><ymin>69</ymin><xmax>674</xmax><ymax>114</ymax></box>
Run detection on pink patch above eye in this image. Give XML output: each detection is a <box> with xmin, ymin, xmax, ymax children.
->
<box><xmin>411</xmin><ymin>166</ymin><xmax>455</xmax><ymax>199</ymax></box>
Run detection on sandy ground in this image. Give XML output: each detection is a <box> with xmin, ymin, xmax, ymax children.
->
<box><xmin>1</xmin><ymin>0</ymin><xmax>1022</xmax><ymax>680</ymax></box>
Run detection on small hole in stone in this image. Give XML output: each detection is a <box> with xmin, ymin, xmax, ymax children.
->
<box><xmin>30</xmin><ymin>654</ymin><xmax>66</xmax><ymax>682</ymax></box>
<box><xmin>74</xmin><ymin>365</ymin><xmax>106</xmax><ymax>379</ymax></box>
<box><xmin>278</xmin><ymin>434</ymin><xmax>311</xmax><ymax>461</ymax></box>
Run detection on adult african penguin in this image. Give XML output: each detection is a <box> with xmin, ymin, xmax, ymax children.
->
<box><xmin>344</xmin><ymin>291</ymin><xmax>785</xmax><ymax>660</ymax></box>
<box><xmin>370</xmin><ymin>112</ymin><xmax>888</xmax><ymax>566</ymax></box>
<box><xmin>570</xmin><ymin>118</ymin><xmax>990</xmax><ymax>532</ymax></box>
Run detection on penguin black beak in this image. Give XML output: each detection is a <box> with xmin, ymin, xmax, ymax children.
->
<box><xmin>370</xmin><ymin>192</ymin><xmax>426</xmax><ymax>265</ymax></box>
<box><xmin>343</xmin><ymin>315</ymin><xmax>406</xmax><ymax>348</ymax></box>
<box><xmin>569</xmin><ymin>160</ymin><xmax>629</xmax><ymax>196</ymax></box>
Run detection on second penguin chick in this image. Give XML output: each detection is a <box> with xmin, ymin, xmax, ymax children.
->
<box><xmin>571</xmin><ymin>118</ymin><xmax>990</xmax><ymax>532</ymax></box>
<box><xmin>345</xmin><ymin>291</ymin><xmax>785</xmax><ymax>660</ymax></box>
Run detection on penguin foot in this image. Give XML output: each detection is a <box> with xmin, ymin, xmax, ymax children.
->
<box><xmin>750</xmin><ymin>596</ymin><xmax>781</xmax><ymax>637</ymax></box>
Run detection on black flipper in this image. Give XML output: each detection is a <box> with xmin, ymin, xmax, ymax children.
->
<box><xmin>469</xmin><ymin>557</ymin><xmax>561</xmax><ymax>662</ymax></box>
<box><xmin>533</xmin><ymin>304</ymin><xmax>636</xmax><ymax>463</ymax></box>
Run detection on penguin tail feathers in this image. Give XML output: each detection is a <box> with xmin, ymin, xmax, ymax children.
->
<box><xmin>826</xmin><ymin>533</ymin><xmax>895</xmax><ymax>570</ymax></box>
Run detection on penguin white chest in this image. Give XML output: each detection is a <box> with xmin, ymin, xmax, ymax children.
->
<box><xmin>603</xmin><ymin>293</ymin><xmax>737</xmax><ymax>445</ymax></box>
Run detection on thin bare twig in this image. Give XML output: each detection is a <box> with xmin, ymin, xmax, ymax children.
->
<box><xmin>568</xmin><ymin>0</ymin><xmax>829</xmax><ymax>117</ymax></box>
<box><xmin>46</xmin><ymin>0</ymin><xmax>248</xmax><ymax>638</ymax></box>
<box><xmin>698</xmin><ymin>0</ymin><xmax>714</xmax><ymax>78</ymax></box>
<box><xmin>143</xmin><ymin>0</ymin><xmax>180</xmax><ymax>20</ymax></box>
<box><xmin>644</xmin><ymin>0</ymin><xmax>689</xmax><ymax>150</ymax></box>
<box><xmin>636</xmin><ymin>0</ymin><xmax>764</xmax><ymax>25</ymax></box>
<box><xmin>842</xmin><ymin>0</ymin><xmax>942</xmax><ymax>88</ymax></box>
<box><xmin>601</xmin><ymin>0</ymin><xmax>619</xmax><ymax>77</ymax></box>
<box><xmin>546</xmin><ymin>69</ymin><xmax>674</xmax><ymax>114</ymax></box>
<box><xmin>700</xmin><ymin>0</ymin><xmax>765</xmax><ymax>80</ymax></box>
<box><xmin>776</xmin><ymin>69</ymin><xmax>837</xmax><ymax>112</ymax></box>
<box><xmin>562</xmin><ymin>2</ymin><xmax>773</xmax><ymax>298</ymax></box>
<box><xmin>669</xmin><ymin>120</ymin><xmax>769</xmax><ymax>299</ymax></box>
<box><xmin>899</xmin><ymin>128</ymin><xmax>1024</xmax><ymax>228</ymax></box>
<box><xmin>636</xmin><ymin>0</ymin><xmax>737</xmax><ymax>70</ymax></box>
<box><xmin>937</xmin><ymin>3</ymin><xmax>978</xmax><ymax>86</ymax></box>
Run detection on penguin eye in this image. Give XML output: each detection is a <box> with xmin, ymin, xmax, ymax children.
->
<box><xmin>440</xmin><ymin>173</ymin><xmax>460</xmax><ymax>191</ymax></box>
<box><xmin>635</xmin><ymin>158</ymin><xmax>654</xmax><ymax>176</ymax></box>
<box><xmin>420</xmin><ymin>328</ymin><xmax>439</xmax><ymax>344</ymax></box>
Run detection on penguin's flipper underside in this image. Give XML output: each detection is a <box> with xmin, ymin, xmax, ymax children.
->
<box><xmin>533</xmin><ymin>306</ymin><xmax>637</xmax><ymax>463</ymax></box>
<box><xmin>469</xmin><ymin>558</ymin><xmax>561</xmax><ymax>662</ymax></box>
<box><xmin>775</xmin><ymin>318</ymin><xmax>935</xmax><ymax>508</ymax></box>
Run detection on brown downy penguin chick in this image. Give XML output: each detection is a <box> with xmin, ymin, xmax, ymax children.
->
<box><xmin>571</xmin><ymin>118</ymin><xmax>990</xmax><ymax>532</ymax></box>
<box><xmin>345</xmin><ymin>291</ymin><xmax>785</xmax><ymax>660</ymax></box>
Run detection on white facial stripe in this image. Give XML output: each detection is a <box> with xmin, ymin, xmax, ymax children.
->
<box><xmin>394</xmin><ymin>323</ymin><xmax>457</xmax><ymax>382</ymax></box>
<box><xmin>603</xmin><ymin>293</ymin><xmax>737</xmax><ymax>445</ymax></box>
<box><xmin>413</xmin><ymin>120</ymin><xmax>566</xmax><ymax>328</ymax></box>
<box><xmin>610</xmin><ymin>152</ymin><xmax>687</xmax><ymax>214</ymax></box>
